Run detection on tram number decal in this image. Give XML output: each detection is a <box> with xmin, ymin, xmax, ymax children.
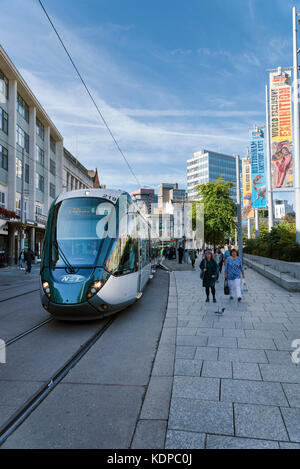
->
<box><xmin>102</xmin><ymin>194</ymin><xmax>118</xmax><ymax>204</ymax></box>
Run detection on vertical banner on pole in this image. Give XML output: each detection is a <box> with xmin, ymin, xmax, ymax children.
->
<box><xmin>249</xmin><ymin>129</ymin><xmax>267</xmax><ymax>209</ymax></box>
<box><xmin>269</xmin><ymin>70</ymin><xmax>293</xmax><ymax>188</ymax></box>
<box><xmin>242</xmin><ymin>159</ymin><xmax>254</xmax><ymax>219</ymax></box>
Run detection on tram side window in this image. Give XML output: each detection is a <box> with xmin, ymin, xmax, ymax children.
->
<box><xmin>140</xmin><ymin>239</ymin><xmax>150</xmax><ymax>267</ymax></box>
<box><xmin>105</xmin><ymin>235</ymin><xmax>138</xmax><ymax>275</ymax></box>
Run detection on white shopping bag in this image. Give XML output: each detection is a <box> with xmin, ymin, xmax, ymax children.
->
<box><xmin>241</xmin><ymin>279</ymin><xmax>248</xmax><ymax>294</ymax></box>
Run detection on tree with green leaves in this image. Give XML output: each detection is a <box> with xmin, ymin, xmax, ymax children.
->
<box><xmin>192</xmin><ymin>177</ymin><xmax>237</xmax><ymax>248</ymax></box>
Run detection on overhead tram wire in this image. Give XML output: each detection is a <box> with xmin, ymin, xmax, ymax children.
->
<box><xmin>37</xmin><ymin>0</ymin><xmax>141</xmax><ymax>189</ymax></box>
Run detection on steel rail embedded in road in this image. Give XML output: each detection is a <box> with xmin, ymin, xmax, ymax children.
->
<box><xmin>0</xmin><ymin>316</ymin><xmax>115</xmax><ymax>446</ymax></box>
<box><xmin>6</xmin><ymin>318</ymin><xmax>54</xmax><ymax>346</ymax></box>
<box><xmin>0</xmin><ymin>288</ymin><xmax>40</xmax><ymax>303</ymax></box>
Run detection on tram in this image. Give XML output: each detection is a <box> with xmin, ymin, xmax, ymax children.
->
<box><xmin>40</xmin><ymin>189</ymin><xmax>154</xmax><ymax>320</ymax></box>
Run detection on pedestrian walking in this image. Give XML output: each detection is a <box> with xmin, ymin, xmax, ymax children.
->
<box><xmin>224</xmin><ymin>244</ymin><xmax>232</xmax><ymax>265</ymax></box>
<box><xmin>178</xmin><ymin>245</ymin><xmax>184</xmax><ymax>264</ymax></box>
<box><xmin>19</xmin><ymin>249</ymin><xmax>25</xmax><ymax>270</ymax></box>
<box><xmin>189</xmin><ymin>249</ymin><xmax>197</xmax><ymax>268</ymax></box>
<box><xmin>224</xmin><ymin>248</ymin><xmax>245</xmax><ymax>302</ymax></box>
<box><xmin>25</xmin><ymin>248</ymin><xmax>34</xmax><ymax>274</ymax></box>
<box><xmin>200</xmin><ymin>250</ymin><xmax>218</xmax><ymax>303</ymax></box>
<box><xmin>214</xmin><ymin>247</ymin><xmax>224</xmax><ymax>275</ymax></box>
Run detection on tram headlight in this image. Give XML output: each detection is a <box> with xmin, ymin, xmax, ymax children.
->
<box><xmin>87</xmin><ymin>280</ymin><xmax>106</xmax><ymax>299</ymax></box>
<box><xmin>42</xmin><ymin>281</ymin><xmax>51</xmax><ymax>298</ymax></box>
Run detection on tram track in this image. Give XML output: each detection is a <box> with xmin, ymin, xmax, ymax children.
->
<box><xmin>0</xmin><ymin>315</ymin><xmax>116</xmax><ymax>446</ymax></box>
<box><xmin>6</xmin><ymin>318</ymin><xmax>54</xmax><ymax>346</ymax></box>
<box><xmin>0</xmin><ymin>288</ymin><xmax>40</xmax><ymax>303</ymax></box>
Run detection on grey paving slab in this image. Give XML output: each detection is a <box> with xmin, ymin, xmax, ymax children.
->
<box><xmin>279</xmin><ymin>442</ymin><xmax>300</xmax><ymax>449</ymax></box>
<box><xmin>176</xmin><ymin>335</ymin><xmax>208</xmax><ymax>347</ymax></box>
<box><xmin>221</xmin><ymin>379</ymin><xmax>288</xmax><ymax>406</ymax></box>
<box><xmin>260</xmin><ymin>364</ymin><xmax>300</xmax><ymax>383</ymax></box>
<box><xmin>232</xmin><ymin>362</ymin><xmax>262</xmax><ymax>381</ymax></box>
<box><xmin>223</xmin><ymin>329</ymin><xmax>245</xmax><ymax>338</ymax></box>
<box><xmin>194</xmin><ymin>346</ymin><xmax>218</xmax><ymax>361</ymax></box>
<box><xmin>177</xmin><ymin>328</ymin><xmax>197</xmax><ymax>336</ymax></box>
<box><xmin>131</xmin><ymin>420</ymin><xmax>167</xmax><ymax>449</ymax></box>
<box><xmin>140</xmin><ymin>376</ymin><xmax>173</xmax><ymax>420</ymax></box>
<box><xmin>201</xmin><ymin>360</ymin><xmax>232</xmax><ymax>379</ymax></box>
<box><xmin>274</xmin><ymin>338</ymin><xmax>294</xmax><ymax>351</ymax></box>
<box><xmin>237</xmin><ymin>337</ymin><xmax>276</xmax><ymax>350</ymax></box>
<box><xmin>174</xmin><ymin>359</ymin><xmax>202</xmax><ymax>377</ymax></box>
<box><xmin>165</xmin><ymin>430</ymin><xmax>205</xmax><ymax>449</ymax></box>
<box><xmin>172</xmin><ymin>376</ymin><xmax>219</xmax><ymax>401</ymax></box>
<box><xmin>196</xmin><ymin>327</ymin><xmax>223</xmax><ymax>337</ymax></box>
<box><xmin>152</xmin><ymin>344</ymin><xmax>176</xmax><ymax>377</ymax></box>
<box><xmin>281</xmin><ymin>408</ymin><xmax>300</xmax><ymax>443</ymax></box>
<box><xmin>159</xmin><ymin>327</ymin><xmax>176</xmax><ymax>345</ymax></box>
<box><xmin>175</xmin><ymin>346</ymin><xmax>196</xmax><ymax>360</ymax></box>
<box><xmin>218</xmin><ymin>347</ymin><xmax>268</xmax><ymax>363</ymax></box>
<box><xmin>168</xmin><ymin>398</ymin><xmax>234</xmax><ymax>435</ymax></box>
<box><xmin>266</xmin><ymin>350</ymin><xmax>293</xmax><ymax>365</ymax></box>
<box><xmin>282</xmin><ymin>383</ymin><xmax>300</xmax><ymax>408</ymax></box>
<box><xmin>245</xmin><ymin>329</ymin><xmax>286</xmax><ymax>339</ymax></box>
<box><xmin>208</xmin><ymin>336</ymin><xmax>237</xmax><ymax>348</ymax></box>
<box><xmin>164</xmin><ymin>318</ymin><xmax>177</xmax><ymax>328</ymax></box>
<box><xmin>206</xmin><ymin>435</ymin><xmax>279</xmax><ymax>449</ymax></box>
<box><xmin>234</xmin><ymin>403</ymin><xmax>289</xmax><ymax>441</ymax></box>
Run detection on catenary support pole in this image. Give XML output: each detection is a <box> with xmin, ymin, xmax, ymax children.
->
<box><xmin>235</xmin><ymin>155</ymin><xmax>243</xmax><ymax>261</ymax></box>
<box><xmin>265</xmin><ymin>84</ymin><xmax>274</xmax><ymax>232</ymax></box>
<box><xmin>20</xmin><ymin>147</ymin><xmax>25</xmax><ymax>251</ymax></box>
<box><xmin>293</xmin><ymin>6</ymin><xmax>300</xmax><ymax>243</ymax></box>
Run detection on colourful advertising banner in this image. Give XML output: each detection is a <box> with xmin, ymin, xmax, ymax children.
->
<box><xmin>269</xmin><ymin>70</ymin><xmax>293</xmax><ymax>188</ymax></box>
<box><xmin>242</xmin><ymin>159</ymin><xmax>254</xmax><ymax>219</ymax></box>
<box><xmin>249</xmin><ymin>129</ymin><xmax>267</xmax><ymax>209</ymax></box>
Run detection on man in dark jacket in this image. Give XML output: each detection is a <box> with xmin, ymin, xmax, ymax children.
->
<box><xmin>25</xmin><ymin>248</ymin><xmax>35</xmax><ymax>273</ymax></box>
<box><xmin>178</xmin><ymin>245</ymin><xmax>184</xmax><ymax>264</ymax></box>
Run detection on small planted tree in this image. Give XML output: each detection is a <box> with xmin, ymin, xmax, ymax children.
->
<box><xmin>192</xmin><ymin>177</ymin><xmax>237</xmax><ymax>248</ymax></box>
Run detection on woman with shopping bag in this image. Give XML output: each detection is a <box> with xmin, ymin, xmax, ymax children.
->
<box><xmin>200</xmin><ymin>250</ymin><xmax>218</xmax><ymax>303</ymax></box>
<box><xmin>224</xmin><ymin>248</ymin><xmax>245</xmax><ymax>302</ymax></box>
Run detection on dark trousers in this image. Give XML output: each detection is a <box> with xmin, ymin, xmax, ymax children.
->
<box><xmin>205</xmin><ymin>286</ymin><xmax>216</xmax><ymax>298</ymax></box>
<box><xmin>26</xmin><ymin>260</ymin><xmax>32</xmax><ymax>273</ymax></box>
<box><xmin>219</xmin><ymin>261</ymin><xmax>223</xmax><ymax>273</ymax></box>
<box><xmin>178</xmin><ymin>255</ymin><xmax>183</xmax><ymax>264</ymax></box>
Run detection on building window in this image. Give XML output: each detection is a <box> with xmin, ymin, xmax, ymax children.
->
<box><xmin>50</xmin><ymin>159</ymin><xmax>56</xmax><ymax>176</ymax></box>
<box><xmin>0</xmin><ymin>144</ymin><xmax>8</xmax><ymax>170</ymax></box>
<box><xmin>16</xmin><ymin>125</ymin><xmax>29</xmax><ymax>152</ymax></box>
<box><xmin>16</xmin><ymin>158</ymin><xmax>22</xmax><ymax>179</ymax></box>
<box><xmin>16</xmin><ymin>199</ymin><xmax>21</xmax><ymax>217</ymax></box>
<box><xmin>17</xmin><ymin>94</ymin><xmax>29</xmax><ymax>122</ymax></box>
<box><xmin>0</xmin><ymin>70</ymin><xmax>9</xmax><ymax>100</ymax></box>
<box><xmin>0</xmin><ymin>107</ymin><xmax>8</xmax><ymax>134</ymax></box>
<box><xmin>25</xmin><ymin>163</ymin><xmax>29</xmax><ymax>183</ymax></box>
<box><xmin>36</xmin><ymin>118</ymin><xmax>44</xmax><ymax>140</ymax></box>
<box><xmin>36</xmin><ymin>145</ymin><xmax>44</xmax><ymax>166</ymax></box>
<box><xmin>36</xmin><ymin>173</ymin><xmax>44</xmax><ymax>192</ymax></box>
<box><xmin>50</xmin><ymin>182</ymin><xmax>55</xmax><ymax>199</ymax></box>
<box><xmin>0</xmin><ymin>191</ymin><xmax>5</xmax><ymax>208</ymax></box>
<box><xmin>35</xmin><ymin>205</ymin><xmax>43</xmax><ymax>215</ymax></box>
<box><xmin>50</xmin><ymin>136</ymin><xmax>56</xmax><ymax>154</ymax></box>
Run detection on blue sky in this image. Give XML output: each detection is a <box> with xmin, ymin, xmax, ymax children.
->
<box><xmin>0</xmin><ymin>0</ymin><xmax>297</xmax><ymax>203</ymax></box>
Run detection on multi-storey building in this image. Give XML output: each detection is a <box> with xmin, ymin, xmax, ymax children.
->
<box><xmin>274</xmin><ymin>199</ymin><xmax>294</xmax><ymax>220</ymax></box>
<box><xmin>187</xmin><ymin>149</ymin><xmax>236</xmax><ymax>200</ymax></box>
<box><xmin>63</xmin><ymin>148</ymin><xmax>96</xmax><ymax>192</ymax></box>
<box><xmin>0</xmin><ymin>46</ymin><xmax>103</xmax><ymax>266</ymax></box>
<box><xmin>0</xmin><ymin>45</ymin><xmax>64</xmax><ymax>264</ymax></box>
<box><xmin>130</xmin><ymin>188</ymin><xmax>156</xmax><ymax>215</ymax></box>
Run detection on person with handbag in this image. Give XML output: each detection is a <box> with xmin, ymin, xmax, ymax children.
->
<box><xmin>200</xmin><ymin>250</ymin><xmax>218</xmax><ymax>303</ymax></box>
<box><xmin>224</xmin><ymin>248</ymin><xmax>245</xmax><ymax>302</ymax></box>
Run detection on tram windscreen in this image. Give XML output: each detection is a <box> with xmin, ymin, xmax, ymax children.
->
<box><xmin>51</xmin><ymin>197</ymin><xmax>115</xmax><ymax>268</ymax></box>
<box><xmin>50</xmin><ymin>196</ymin><xmax>139</xmax><ymax>273</ymax></box>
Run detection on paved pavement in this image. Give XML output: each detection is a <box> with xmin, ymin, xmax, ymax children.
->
<box><xmin>162</xmin><ymin>261</ymin><xmax>300</xmax><ymax>449</ymax></box>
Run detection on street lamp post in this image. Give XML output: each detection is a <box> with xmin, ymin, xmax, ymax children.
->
<box><xmin>293</xmin><ymin>6</ymin><xmax>300</xmax><ymax>243</ymax></box>
<box><xmin>20</xmin><ymin>147</ymin><xmax>25</xmax><ymax>252</ymax></box>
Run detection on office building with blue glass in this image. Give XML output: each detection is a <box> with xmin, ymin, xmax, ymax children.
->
<box><xmin>187</xmin><ymin>149</ymin><xmax>236</xmax><ymax>200</ymax></box>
